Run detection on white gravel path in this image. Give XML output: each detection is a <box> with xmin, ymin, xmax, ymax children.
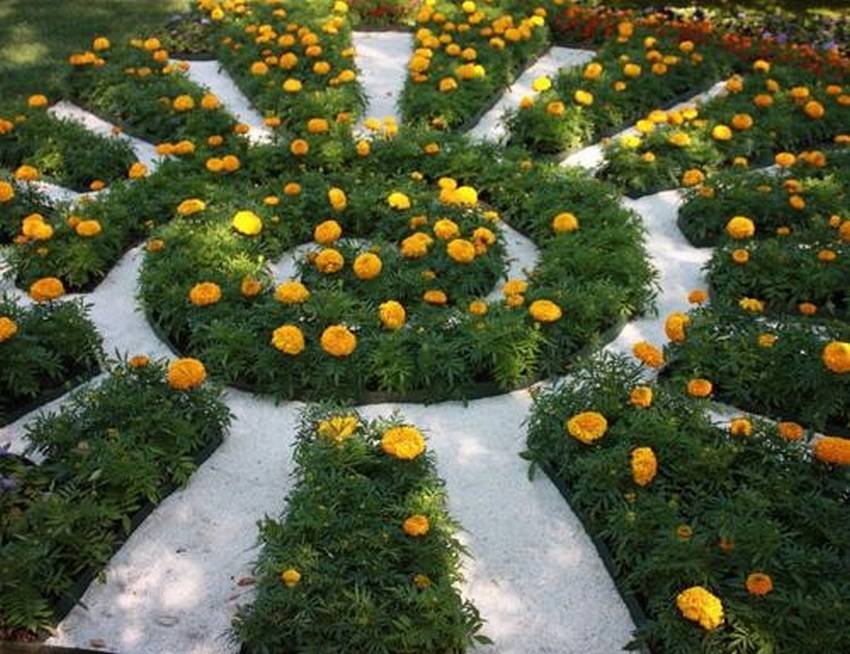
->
<box><xmin>0</xmin><ymin>31</ymin><xmax>750</xmax><ymax>654</ymax></box>
<box><xmin>468</xmin><ymin>46</ymin><xmax>595</xmax><ymax>143</ymax></box>
<box><xmin>352</xmin><ymin>31</ymin><xmax>413</xmax><ymax>128</ymax></box>
<box><xmin>175</xmin><ymin>60</ymin><xmax>274</xmax><ymax>144</ymax></box>
<box><xmin>49</xmin><ymin>101</ymin><xmax>161</xmax><ymax>170</ymax></box>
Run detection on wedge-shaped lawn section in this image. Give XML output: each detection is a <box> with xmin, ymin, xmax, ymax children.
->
<box><xmin>234</xmin><ymin>405</ymin><xmax>486</xmax><ymax>653</ymax></box>
<box><xmin>525</xmin><ymin>353</ymin><xmax>850</xmax><ymax>654</ymax></box>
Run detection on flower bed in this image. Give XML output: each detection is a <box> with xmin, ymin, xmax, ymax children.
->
<box><xmin>506</xmin><ymin>18</ymin><xmax>734</xmax><ymax>154</ymax></box>
<box><xmin>66</xmin><ymin>34</ymin><xmax>238</xmax><ymax>144</ymax></box>
<box><xmin>601</xmin><ymin>63</ymin><xmax>850</xmax><ymax>197</ymax></box>
<box><xmin>133</xmin><ymin>130</ymin><xmax>653</xmax><ymax>401</ymax></box>
<box><xmin>662</xmin><ymin>308</ymin><xmax>850</xmax><ymax>433</ymax></box>
<box><xmin>0</xmin><ymin>100</ymin><xmax>136</xmax><ymax>193</ymax></box>
<box><xmin>0</xmin><ymin>296</ymin><xmax>102</xmax><ymax>427</ymax></box>
<box><xmin>233</xmin><ymin>405</ymin><xmax>486</xmax><ymax>652</ymax></box>
<box><xmin>200</xmin><ymin>0</ymin><xmax>366</xmax><ymax>137</ymax></box>
<box><xmin>399</xmin><ymin>1</ymin><xmax>549</xmax><ymax>130</ymax></box>
<box><xmin>0</xmin><ymin>357</ymin><xmax>231</xmax><ymax>639</ymax></box>
<box><xmin>525</xmin><ymin>353</ymin><xmax>850</xmax><ymax>654</ymax></box>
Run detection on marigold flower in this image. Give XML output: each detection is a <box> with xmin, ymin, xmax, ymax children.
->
<box><xmin>75</xmin><ymin>220</ymin><xmax>102</xmax><ymax>237</ymax></box>
<box><xmin>232</xmin><ymin>211</ymin><xmax>262</xmax><ymax>236</ymax></box>
<box><xmin>447</xmin><ymin>238</ymin><xmax>475</xmax><ymax>263</ymax></box>
<box><xmin>400</xmin><ymin>232</ymin><xmax>433</xmax><ymax>258</ymax></box>
<box><xmin>804</xmin><ymin>100</ymin><xmax>825</xmax><ymax>119</ymax></box>
<box><xmin>711</xmin><ymin>124</ymin><xmax>732</xmax><ymax>141</ymax></box>
<box><xmin>739</xmin><ymin>297</ymin><xmax>764</xmax><ymax>313</ymax></box>
<box><xmin>314</xmin><ymin>219</ymin><xmax>342</xmax><ymax>245</ymax></box>
<box><xmin>729</xmin><ymin>417</ymin><xmax>753</xmax><ymax>437</ymax></box>
<box><xmin>15</xmin><ymin>165</ymin><xmax>39</xmax><ymax>181</ymax></box>
<box><xmin>664</xmin><ymin>312</ymin><xmax>689</xmax><ymax>342</ymax></box>
<box><xmin>167</xmin><ymin>358</ymin><xmax>206</xmax><ymax>390</ymax></box>
<box><xmin>777</xmin><ymin>421</ymin><xmax>804</xmax><ymax>441</ymax></box>
<box><xmin>566</xmin><ymin>411</ymin><xmax>608</xmax><ymax>445</ymax></box>
<box><xmin>822</xmin><ymin>341</ymin><xmax>850</xmax><ymax>373</ymax></box>
<box><xmin>317</xmin><ymin>415</ymin><xmax>358</xmax><ymax>443</ymax></box>
<box><xmin>381</xmin><ymin>425</ymin><xmax>426</xmax><ymax>460</ymax></box>
<box><xmin>290</xmin><ymin>139</ymin><xmax>309</xmax><ymax>156</ymax></box>
<box><xmin>280</xmin><ymin>568</ymin><xmax>301</xmax><ymax>587</ymax></box>
<box><xmin>468</xmin><ymin>300</ymin><xmax>488</xmax><ymax>316</ymax></box>
<box><xmin>687</xmin><ymin>289</ymin><xmax>708</xmax><ymax>304</ymax></box>
<box><xmin>315</xmin><ymin>248</ymin><xmax>344</xmax><ymax>274</ymax></box>
<box><xmin>128</xmin><ymin>162</ymin><xmax>148</xmax><ymax>179</ymax></box>
<box><xmin>433</xmin><ymin>219</ymin><xmax>460</xmax><ymax>240</ymax></box>
<box><xmin>128</xmin><ymin>355</ymin><xmax>149</xmax><ymax>369</ymax></box>
<box><xmin>275</xmin><ymin>281</ymin><xmax>310</xmax><ymax>304</ymax></box>
<box><xmin>745</xmin><ymin>572</ymin><xmax>773</xmax><ymax>596</ymax></box>
<box><xmin>177</xmin><ymin>198</ymin><xmax>206</xmax><ymax>216</ymax></box>
<box><xmin>353</xmin><ymin>252</ymin><xmax>382</xmax><ymax>280</ymax></box>
<box><xmin>528</xmin><ymin>299</ymin><xmax>562</xmax><ymax>323</ymax></box>
<box><xmin>423</xmin><ymin>289</ymin><xmax>448</xmax><ymax>305</ymax></box>
<box><xmin>403</xmin><ymin>514</ymin><xmax>430</xmax><ymax>537</ymax></box>
<box><xmin>172</xmin><ymin>95</ymin><xmax>195</xmax><ymax>112</ymax></box>
<box><xmin>757</xmin><ymin>333</ymin><xmax>777</xmax><ymax>348</ymax></box>
<box><xmin>552</xmin><ymin>212</ymin><xmax>579</xmax><ymax>233</ymax></box>
<box><xmin>633</xmin><ymin>341</ymin><xmax>664</xmax><ymax>368</ymax></box>
<box><xmin>681</xmin><ymin>169</ymin><xmax>704</xmax><ymax>187</ymax></box>
<box><xmin>271</xmin><ymin>324</ymin><xmax>305</xmax><ymax>355</ymax></box>
<box><xmin>726</xmin><ymin>216</ymin><xmax>755</xmax><ymax>239</ymax></box>
<box><xmin>379</xmin><ymin>300</ymin><xmax>406</xmax><ymax>330</ymax></box>
<box><xmin>687</xmin><ymin>378</ymin><xmax>713</xmax><ymax>398</ymax></box>
<box><xmin>320</xmin><ymin>324</ymin><xmax>356</xmax><ymax>357</ymax></box>
<box><xmin>29</xmin><ymin>277</ymin><xmax>65</xmax><ymax>302</ymax></box>
<box><xmin>630</xmin><ymin>447</ymin><xmax>657</xmax><ymax>486</ymax></box>
<box><xmin>813</xmin><ymin>436</ymin><xmax>850</xmax><ymax>466</ymax></box>
<box><xmin>240</xmin><ymin>277</ymin><xmax>261</xmax><ymax>298</ymax></box>
<box><xmin>189</xmin><ymin>282</ymin><xmax>222</xmax><ymax>307</ymax></box>
<box><xmin>328</xmin><ymin>187</ymin><xmax>347</xmax><ymax>211</ymax></box>
<box><xmin>676</xmin><ymin>586</ymin><xmax>724</xmax><ymax>630</ymax></box>
<box><xmin>798</xmin><ymin>302</ymin><xmax>817</xmax><ymax>316</ymax></box>
<box><xmin>629</xmin><ymin>386</ymin><xmax>653</xmax><ymax>408</ymax></box>
<box><xmin>0</xmin><ymin>316</ymin><xmax>18</xmax><ymax>343</ymax></box>
<box><xmin>0</xmin><ymin>181</ymin><xmax>14</xmax><ymax>203</ymax></box>
<box><xmin>27</xmin><ymin>94</ymin><xmax>48</xmax><ymax>108</ymax></box>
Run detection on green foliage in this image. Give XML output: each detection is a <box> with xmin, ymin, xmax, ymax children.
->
<box><xmin>233</xmin><ymin>404</ymin><xmax>485</xmax><ymax>653</ymax></box>
<box><xmin>134</xmin><ymin>129</ymin><xmax>654</xmax><ymax>401</ymax></box>
<box><xmin>0</xmin><ymin>358</ymin><xmax>231</xmax><ymax>637</ymax></box>
<box><xmin>525</xmin><ymin>352</ymin><xmax>850</xmax><ymax>654</ymax></box>
<box><xmin>601</xmin><ymin>64</ymin><xmax>850</xmax><ymax>196</ymax></box>
<box><xmin>507</xmin><ymin>22</ymin><xmax>735</xmax><ymax>154</ymax></box>
<box><xmin>664</xmin><ymin>308</ymin><xmax>850</xmax><ymax>431</ymax></box>
<box><xmin>399</xmin><ymin>1</ymin><xmax>550</xmax><ymax>130</ymax></box>
<box><xmin>0</xmin><ymin>104</ymin><xmax>135</xmax><ymax>192</ymax></box>
<box><xmin>0</xmin><ymin>295</ymin><xmax>103</xmax><ymax>426</ymax></box>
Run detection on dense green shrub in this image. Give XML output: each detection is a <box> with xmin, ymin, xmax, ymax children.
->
<box><xmin>0</xmin><ymin>358</ymin><xmax>231</xmax><ymax>637</ymax></box>
<box><xmin>525</xmin><ymin>353</ymin><xmax>850</xmax><ymax>654</ymax></box>
<box><xmin>0</xmin><ymin>295</ymin><xmax>103</xmax><ymax>426</ymax></box>
<box><xmin>233</xmin><ymin>404</ymin><xmax>486</xmax><ymax>653</ymax></box>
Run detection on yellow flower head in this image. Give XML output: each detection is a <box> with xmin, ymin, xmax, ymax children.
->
<box><xmin>320</xmin><ymin>324</ymin><xmax>357</xmax><ymax>357</ymax></box>
<box><xmin>167</xmin><ymin>358</ymin><xmax>207</xmax><ymax>390</ymax></box>
<box><xmin>676</xmin><ymin>586</ymin><xmax>724</xmax><ymax>630</ymax></box>
<box><xmin>271</xmin><ymin>324</ymin><xmax>305</xmax><ymax>356</ymax></box>
<box><xmin>381</xmin><ymin>425</ymin><xmax>426</xmax><ymax>460</ymax></box>
<box><xmin>566</xmin><ymin>411</ymin><xmax>608</xmax><ymax>445</ymax></box>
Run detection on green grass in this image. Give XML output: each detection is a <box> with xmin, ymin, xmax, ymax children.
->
<box><xmin>0</xmin><ymin>0</ymin><xmax>190</xmax><ymax>102</ymax></box>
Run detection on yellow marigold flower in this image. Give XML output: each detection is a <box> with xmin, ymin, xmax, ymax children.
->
<box><xmin>27</xmin><ymin>94</ymin><xmax>48</xmax><ymax>108</ymax></box>
<box><xmin>745</xmin><ymin>572</ymin><xmax>773</xmax><ymax>596</ymax></box>
<box><xmin>147</xmin><ymin>238</ymin><xmax>165</xmax><ymax>253</ymax></box>
<box><xmin>387</xmin><ymin>192</ymin><xmax>411</xmax><ymax>210</ymax></box>
<box><xmin>631</xmin><ymin>447</ymin><xmax>657</xmax><ymax>486</ymax></box>
<box><xmin>739</xmin><ymin>297</ymin><xmax>764</xmax><ymax>313</ymax></box>
<box><xmin>813</xmin><ymin>436</ymin><xmax>850</xmax><ymax>466</ymax></box>
<box><xmin>320</xmin><ymin>324</ymin><xmax>356</xmax><ymax>357</ymax></box>
<box><xmin>774</xmin><ymin>152</ymin><xmax>796</xmax><ymax>167</ymax></box>
<box><xmin>566</xmin><ymin>411</ymin><xmax>608</xmax><ymax>445</ymax></box>
<box><xmin>282</xmin><ymin>78</ymin><xmax>303</xmax><ymax>93</ymax></box>
<box><xmin>241</xmin><ymin>277</ymin><xmax>262</xmax><ymax>298</ymax></box>
<box><xmin>729</xmin><ymin>417</ymin><xmax>753</xmax><ymax>437</ymax></box>
<box><xmin>687</xmin><ymin>378</ymin><xmax>713</xmax><ymax>398</ymax></box>
<box><xmin>275</xmin><ymin>281</ymin><xmax>310</xmax><ymax>305</ymax></box>
<box><xmin>201</xmin><ymin>94</ymin><xmax>221</xmax><ymax>110</ymax></box>
<box><xmin>633</xmin><ymin>341</ymin><xmax>664</xmax><ymax>368</ymax></box>
<box><xmin>403</xmin><ymin>514</ymin><xmax>430</xmax><ymax>537</ymax></box>
<box><xmin>583</xmin><ymin>62</ymin><xmax>603</xmax><ymax>80</ymax></box>
<box><xmin>664</xmin><ymin>312</ymin><xmax>689</xmax><ymax>343</ymax></box>
<box><xmin>676</xmin><ymin>586</ymin><xmax>724</xmax><ymax>630</ymax></box>
<box><xmin>379</xmin><ymin>300</ymin><xmax>406</xmax><ymax>330</ymax></box>
<box><xmin>531</xmin><ymin>76</ymin><xmax>551</xmax><ymax>92</ymax></box>
<box><xmin>726</xmin><ymin>216</ymin><xmax>755</xmax><ymax>239</ymax></box>
<box><xmin>423</xmin><ymin>289</ymin><xmax>448</xmax><ymax>305</ymax></box>
<box><xmin>413</xmin><ymin>574</ymin><xmax>431</xmax><ymax>589</ymax></box>
<box><xmin>757</xmin><ymin>333</ymin><xmax>777</xmax><ymax>348</ymax></box>
<box><xmin>290</xmin><ymin>139</ymin><xmax>309</xmax><ymax>156</ymax></box>
<box><xmin>356</xmin><ymin>140</ymin><xmax>370</xmax><ymax>157</ymax></box>
<box><xmin>822</xmin><ymin>341</ymin><xmax>850</xmax><ymax>373</ymax></box>
<box><xmin>731</xmin><ymin>113</ymin><xmax>753</xmax><ymax>130</ymax></box>
<box><xmin>798</xmin><ymin>302</ymin><xmax>817</xmax><ymax>316</ymax></box>
<box><xmin>314</xmin><ymin>219</ymin><xmax>342</xmax><ymax>245</ymax></box>
<box><xmin>668</xmin><ymin>131</ymin><xmax>691</xmax><ymax>147</ymax></box>
<box><xmin>15</xmin><ymin>165</ymin><xmax>39</xmax><ymax>181</ymax></box>
<box><xmin>75</xmin><ymin>220</ymin><xmax>102</xmax><ymax>238</ymax></box>
<box><xmin>189</xmin><ymin>281</ymin><xmax>222</xmax><ymax>307</ymax></box>
<box><xmin>438</xmin><ymin>77</ymin><xmax>458</xmax><ymax>92</ymax></box>
<box><xmin>0</xmin><ymin>181</ymin><xmax>14</xmax><ymax>203</ymax></box>
<box><xmin>271</xmin><ymin>324</ymin><xmax>305</xmax><ymax>355</ymax></box>
<box><xmin>128</xmin><ymin>355</ymin><xmax>149</xmax><ymax>369</ymax></box>
<box><xmin>250</xmin><ymin>61</ymin><xmax>269</xmax><ymax>76</ymax></box>
<box><xmin>280</xmin><ymin>568</ymin><xmax>301</xmax><ymax>587</ymax></box>
<box><xmin>753</xmin><ymin>59</ymin><xmax>770</xmax><ymax>73</ymax></box>
<box><xmin>528</xmin><ymin>299</ymin><xmax>562</xmax><ymax>323</ymax></box>
<box><xmin>307</xmin><ymin>118</ymin><xmax>329</xmax><ymax>134</ymax></box>
<box><xmin>93</xmin><ymin>36</ymin><xmax>111</xmax><ymax>51</ymax></box>
<box><xmin>128</xmin><ymin>162</ymin><xmax>147</xmax><ymax>179</ymax></box>
<box><xmin>353</xmin><ymin>252</ymin><xmax>382</xmax><ymax>280</ymax></box>
<box><xmin>172</xmin><ymin>95</ymin><xmax>195</xmax><ymax>112</ymax></box>
<box><xmin>629</xmin><ymin>386</ymin><xmax>653</xmax><ymax>408</ymax></box>
<box><xmin>232</xmin><ymin>210</ymin><xmax>263</xmax><ymax>236</ymax></box>
<box><xmin>711</xmin><ymin>124</ymin><xmax>732</xmax><ymax>141</ymax></box>
<box><xmin>89</xmin><ymin>179</ymin><xmax>106</xmax><ymax>191</ymax></box>
<box><xmin>0</xmin><ymin>316</ymin><xmax>18</xmax><ymax>343</ymax></box>
<box><xmin>177</xmin><ymin>198</ymin><xmax>206</xmax><ymax>216</ymax></box>
<box><xmin>804</xmin><ymin>100</ymin><xmax>824</xmax><ymax>119</ymax></box>
<box><xmin>502</xmin><ymin>279</ymin><xmax>528</xmax><ymax>297</ymax></box>
<box><xmin>552</xmin><ymin>212</ymin><xmax>579</xmax><ymax>233</ymax></box>
<box><xmin>315</xmin><ymin>248</ymin><xmax>344</xmax><ymax>274</ymax></box>
<box><xmin>167</xmin><ymin>358</ymin><xmax>207</xmax><ymax>390</ymax></box>
<box><xmin>382</xmin><ymin>425</ymin><xmax>426</xmax><ymax>460</ymax></box>
<box><xmin>574</xmin><ymin>90</ymin><xmax>593</xmax><ymax>106</ymax></box>
<box><xmin>433</xmin><ymin>218</ymin><xmax>460</xmax><ymax>240</ymax></box>
<box><xmin>29</xmin><ymin>277</ymin><xmax>65</xmax><ymax>302</ymax></box>
<box><xmin>328</xmin><ymin>187</ymin><xmax>347</xmax><ymax>211</ymax></box>
<box><xmin>468</xmin><ymin>300</ymin><xmax>488</xmax><ymax>316</ymax></box>
<box><xmin>400</xmin><ymin>232</ymin><xmax>433</xmax><ymax>258</ymax></box>
<box><xmin>546</xmin><ymin>101</ymin><xmax>565</xmax><ymax>117</ymax></box>
<box><xmin>623</xmin><ymin>63</ymin><xmax>641</xmax><ymax>78</ymax></box>
<box><xmin>283</xmin><ymin>182</ymin><xmax>301</xmax><ymax>197</ymax></box>
<box><xmin>447</xmin><ymin>238</ymin><xmax>475</xmax><ymax>263</ymax></box>
<box><xmin>777</xmin><ymin>421</ymin><xmax>804</xmax><ymax>441</ymax></box>
<box><xmin>317</xmin><ymin>415</ymin><xmax>358</xmax><ymax>443</ymax></box>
